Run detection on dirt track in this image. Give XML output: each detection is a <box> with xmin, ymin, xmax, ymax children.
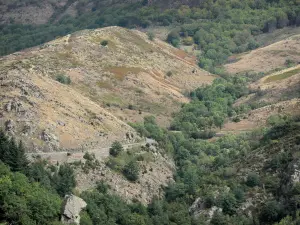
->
<box><xmin>26</xmin><ymin>141</ymin><xmax>146</xmax><ymax>164</ymax></box>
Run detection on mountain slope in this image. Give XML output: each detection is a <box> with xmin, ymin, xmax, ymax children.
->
<box><xmin>225</xmin><ymin>35</ymin><xmax>300</xmax><ymax>74</ymax></box>
<box><xmin>0</xmin><ymin>26</ymin><xmax>214</xmax><ymax>152</ymax></box>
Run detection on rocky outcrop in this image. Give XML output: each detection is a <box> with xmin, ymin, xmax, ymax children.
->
<box><xmin>291</xmin><ymin>161</ymin><xmax>300</xmax><ymax>184</ymax></box>
<box><xmin>61</xmin><ymin>194</ymin><xmax>87</xmax><ymax>225</ymax></box>
<box><xmin>189</xmin><ymin>197</ymin><xmax>205</xmax><ymax>216</ymax></box>
<box><xmin>189</xmin><ymin>197</ymin><xmax>222</xmax><ymax>221</ymax></box>
<box><xmin>40</xmin><ymin>129</ymin><xmax>60</xmax><ymax>150</ymax></box>
<box><xmin>5</xmin><ymin>119</ymin><xmax>15</xmax><ymax>133</ymax></box>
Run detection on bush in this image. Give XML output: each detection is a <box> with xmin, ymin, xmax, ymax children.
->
<box><xmin>259</xmin><ymin>201</ymin><xmax>283</xmax><ymax>223</ymax></box>
<box><xmin>246</xmin><ymin>172</ymin><xmax>260</xmax><ymax>187</ymax></box>
<box><xmin>182</xmin><ymin>37</ymin><xmax>194</xmax><ymax>45</ymax></box>
<box><xmin>220</xmin><ymin>193</ymin><xmax>237</xmax><ymax>215</ymax></box>
<box><xmin>128</xmin><ymin>104</ymin><xmax>135</xmax><ymax>110</ymax></box>
<box><xmin>285</xmin><ymin>59</ymin><xmax>296</xmax><ymax>67</ymax></box>
<box><xmin>100</xmin><ymin>40</ymin><xmax>108</xmax><ymax>46</ymax></box>
<box><xmin>232</xmin><ymin>117</ymin><xmax>241</xmax><ymax>123</ymax></box>
<box><xmin>109</xmin><ymin>141</ymin><xmax>124</xmax><ymax>157</ymax></box>
<box><xmin>123</xmin><ymin>160</ymin><xmax>139</xmax><ymax>181</ymax></box>
<box><xmin>147</xmin><ymin>32</ymin><xmax>155</xmax><ymax>41</ymax></box>
<box><xmin>56</xmin><ymin>74</ymin><xmax>71</xmax><ymax>84</ymax></box>
<box><xmin>166</xmin><ymin>71</ymin><xmax>173</xmax><ymax>77</ymax></box>
<box><xmin>167</xmin><ymin>31</ymin><xmax>180</xmax><ymax>47</ymax></box>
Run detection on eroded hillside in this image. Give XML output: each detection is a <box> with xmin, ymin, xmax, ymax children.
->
<box><xmin>0</xmin><ymin>26</ymin><xmax>214</xmax><ymax>152</ymax></box>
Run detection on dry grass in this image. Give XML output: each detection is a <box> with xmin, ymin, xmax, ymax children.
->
<box><xmin>264</xmin><ymin>68</ymin><xmax>300</xmax><ymax>83</ymax></box>
<box><xmin>107</xmin><ymin>67</ymin><xmax>145</xmax><ymax>80</ymax></box>
<box><xmin>96</xmin><ymin>80</ymin><xmax>113</xmax><ymax>89</ymax></box>
<box><xmin>225</xmin><ymin>34</ymin><xmax>300</xmax><ymax>74</ymax></box>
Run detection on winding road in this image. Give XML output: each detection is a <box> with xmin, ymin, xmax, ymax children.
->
<box><xmin>26</xmin><ymin>141</ymin><xmax>147</xmax><ymax>164</ymax></box>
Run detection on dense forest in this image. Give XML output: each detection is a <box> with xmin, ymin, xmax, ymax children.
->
<box><xmin>1</xmin><ymin>0</ymin><xmax>300</xmax><ymax>73</ymax></box>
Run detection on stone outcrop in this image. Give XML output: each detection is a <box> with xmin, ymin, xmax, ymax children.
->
<box><xmin>5</xmin><ymin>119</ymin><xmax>15</xmax><ymax>133</ymax></box>
<box><xmin>189</xmin><ymin>197</ymin><xmax>222</xmax><ymax>221</ymax></box>
<box><xmin>40</xmin><ymin>129</ymin><xmax>60</xmax><ymax>150</ymax></box>
<box><xmin>189</xmin><ymin>197</ymin><xmax>205</xmax><ymax>216</ymax></box>
<box><xmin>61</xmin><ymin>194</ymin><xmax>87</xmax><ymax>225</ymax></box>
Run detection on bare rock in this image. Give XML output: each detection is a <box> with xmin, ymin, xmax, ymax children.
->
<box><xmin>189</xmin><ymin>197</ymin><xmax>205</xmax><ymax>216</ymax></box>
<box><xmin>22</xmin><ymin>122</ymin><xmax>33</xmax><ymax>135</ymax></box>
<box><xmin>189</xmin><ymin>198</ymin><xmax>222</xmax><ymax>221</ymax></box>
<box><xmin>291</xmin><ymin>161</ymin><xmax>300</xmax><ymax>183</ymax></box>
<box><xmin>5</xmin><ymin>119</ymin><xmax>15</xmax><ymax>133</ymax></box>
<box><xmin>57</xmin><ymin>120</ymin><xmax>66</xmax><ymax>126</ymax></box>
<box><xmin>61</xmin><ymin>194</ymin><xmax>87</xmax><ymax>225</ymax></box>
<box><xmin>40</xmin><ymin>129</ymin><xmax>60</xmax><ymax>149</ymax></box>
<box><xmin>5</xmin><ymin>100</ymin><xmax>24</xmax><ymax>113</ymax></box>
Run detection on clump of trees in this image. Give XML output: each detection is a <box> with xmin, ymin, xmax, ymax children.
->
<box><xmin>170</xmin><ymin>76</ymin><xmax>248</xmax><ymax>138</ymax></box>
<box><xmin>0</xmin><ymin>130</ymin><xmax>28</xmax><ymax>172</ymax></box>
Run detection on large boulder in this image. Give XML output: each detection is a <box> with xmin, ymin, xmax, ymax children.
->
<box><xmin>61</xmin><ymin>194</ymin><xmax>87</xmax><ymax>225</ymax></box>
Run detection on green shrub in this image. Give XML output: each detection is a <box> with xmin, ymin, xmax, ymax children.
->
<box><xmin>285</xmin><ymin>59</ymin><xmax>296</xmax><ymax>67</ymax></box>
<box><xmin>167</xmin><ymin>31</ymin><xmax>180</xmax><ymax>47</ymax></box>
<box><xmin>56</xmin><ymin>74</ymin><xmax>71</xmax><ymax>84</ymax></box>
<box><xmin>100</xmin><ymin>40</ymin><xmax>108</xmax><ymax>46</ymax></box>
<box><xmin>220</xmin><ymin>193</ymin><xmax>237</xmax><ymax>215</ymax></box>
<box><xmin>166</xmin><ymin>71</ymin><xmax>173</xmax><ymax>77</ymax></box>
<box><xmin>80</xmin><ymin>211</ymin><xmax>93</xmax><ymax>225</ymax></box>
<box><xmin>259</xmin><ymin>201</ymin><xmax>283</xmax><ymax>223</ymax></box>
<box><xmin>123</xmin><ymin>160</ymin><xmax>139</xmax><ymax>181</ymax></box>
<box><xmin>109</xmin><ymin>141</ymin><xmax>124</xmax><ymax>157</ymax></box>
<box><xmin>246</xmin><ymin>172</ymin><xmax>260</xmax><ymax>187</ymax></box>
<box><xmin>232</xmin><ymin>117</ymin><xmax>241</xmax><ymax>123</ymax></box>
<box><xmin>147</xmin><ymin>32</ymin><xmax>155</xmax><ymax>41</ymax></box>
<box><xmin>182</xmin><ymin>37</ymin><xmax>194</xmax><ymax>45</ymax></box>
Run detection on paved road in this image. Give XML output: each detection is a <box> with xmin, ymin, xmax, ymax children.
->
<box><xmin>26</xmin><ymin>142</ymin><xmax>146</xmax><ymax>164</ymax></box>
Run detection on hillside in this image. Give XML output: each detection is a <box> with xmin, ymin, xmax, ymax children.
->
<box><xmin>225</xmin><ymin>34</ymin><xmax>300</xmax><ymax>74</ymax></box>
<box><xmin>0</xmin><ymin>26</ymin><xmax>213</xmax><ymax>152</ymax></box>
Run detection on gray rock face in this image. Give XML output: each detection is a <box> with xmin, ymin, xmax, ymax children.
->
<box><xmin>189</xmin><ymin>197</ymin><xmax>205</xmax><ymax>217</ymax></box>
<box><xmin>292</xmin><ymin>162</ymin><xmax>300</xmax><ymax>184</ymax></box>
<box><xmin>40</xmin><ymin>129</ymin><xmax>60</xmax><ymax>150</ymax></box>
<box><xmin>61</xmin><ymin>194</ymin><xmax>87</xmax><ymax>225</ymax></box>
<box><xmin>5</xmin><ymin>119</ymin><xmax>15</xmax><ymax>133</ymax></box>
<box><xmin>5</xmin><ymin>100</ymin><xmax>24</xmax><ymax>113</ymax></box>
<box><xmin>189</xmin><ymin>197</ymin><xmax>222</xmax><ymax>221</ymax></box>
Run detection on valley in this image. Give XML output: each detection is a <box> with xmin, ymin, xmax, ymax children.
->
<box><xmin>0</xmin><ymin>0</ymin><xmax>300</xmax><ymax>224</ymax></box>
